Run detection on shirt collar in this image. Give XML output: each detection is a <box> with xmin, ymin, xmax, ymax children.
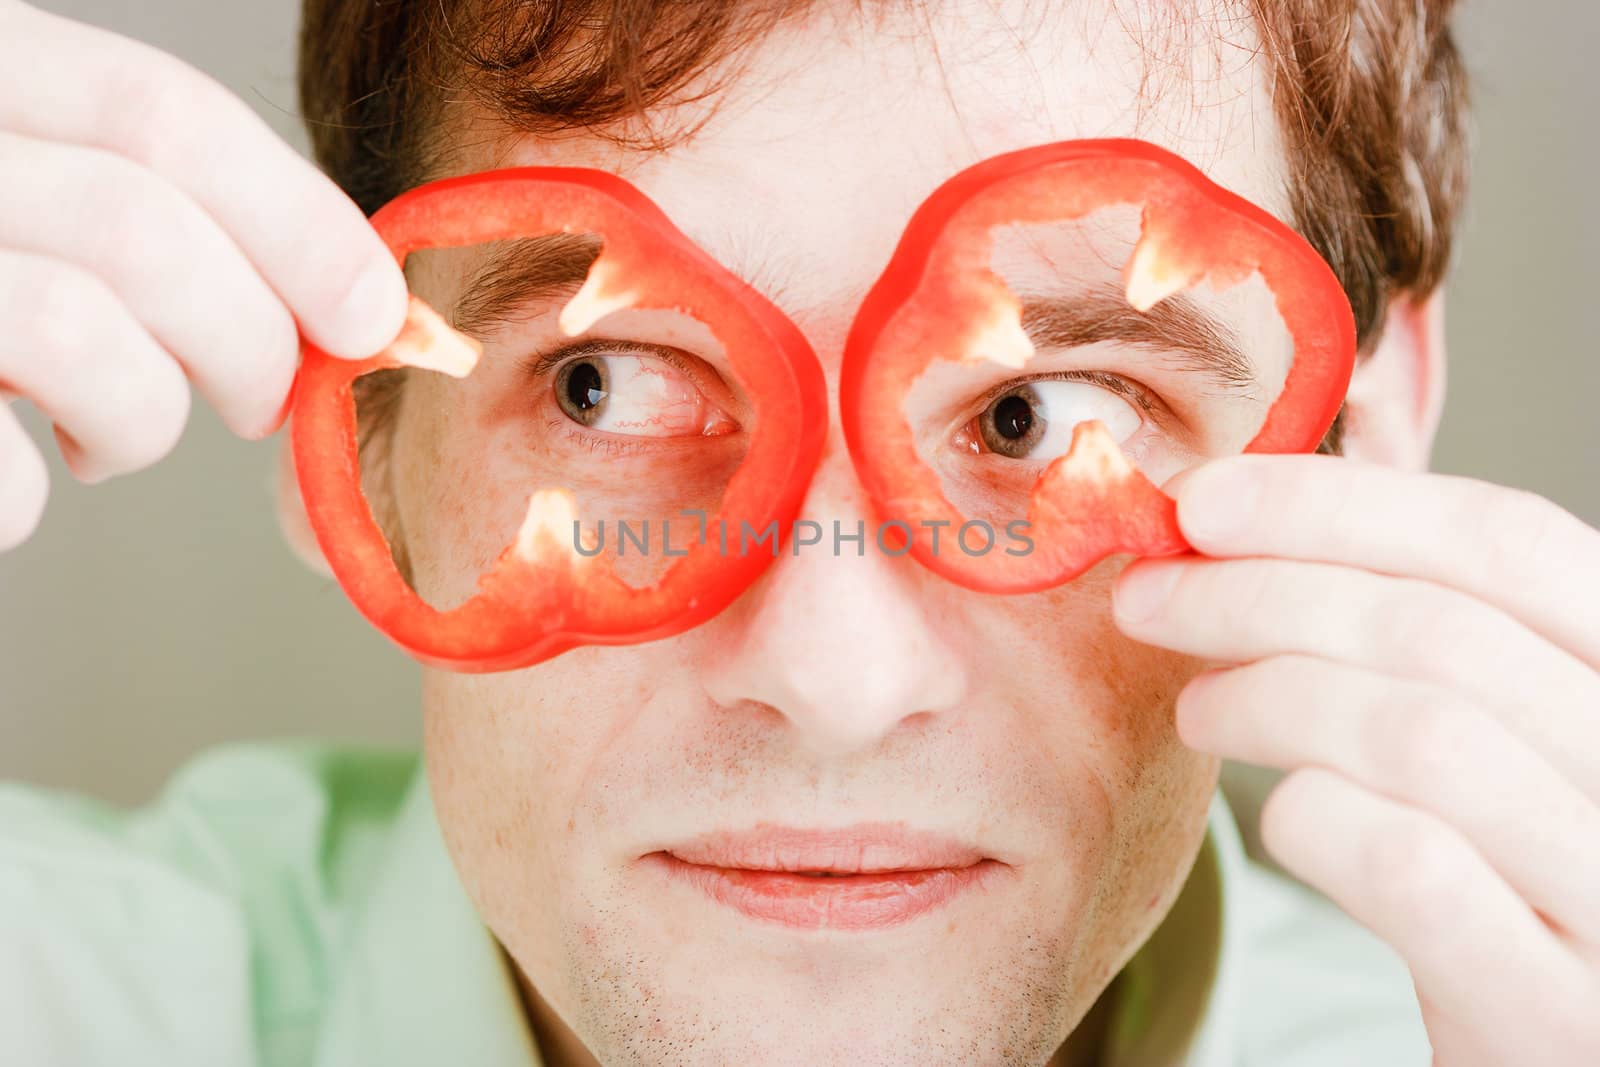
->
<box><xmin>313</xmin><ymin>766</ymin><xmax>544</xmax><ymax>1067</ymax></box>
<box><xmin>316</xmin><ymin>770</ymin><xmax>1246</xmax><ymax>1067</ymax></box>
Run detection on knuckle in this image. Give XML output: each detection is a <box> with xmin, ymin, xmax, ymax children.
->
<box><xmin>1367</xmin><ymin>693</ymin><xmax>1465</xmax><ymax>793</ymax></box>
<box><xmin>1316</xmin><ymin>465</ymin><xmax>1366</xmax><ymax>554</ymax></box>
<box><xmin>270</xmin><ymin>193</ymin><xmax>390</xmax><ymax>329</ymax></box>
<box><xmin>1460</xmin><ymin>482</ymin><xmax>1557</xmax><ymax>579</ymax></box>
<box><xmin>286</xmin><ymin>225</ymin><xmax>373</xmax><ymax>330</ymax></box>
<box><xmin>1364</xmin><ymin>817</ymin><xmax>1470</xmax><ymax>929</ymax></box>
<box><xmin>1368</xmin><ymin>593</ymin><xmax>1428</xmax><ymax>659</ymax></box>
<box><xmin>82</xmin><ymin>352</ymin><xmax>191</xmax><ymax>476</ymax></box>
<box><xmin>9</xmin><ymin>261</ymin><xmax>192</xmax><ymax>472</ymax></box>
<box><xmin>14</xmin><ymin>262</ymin><xmax>109</xmax><ymax>360</ymax></box>
<box><xmin>1368</xmin><ymin>585</ymin><xmax>1481</xmax><ymax>674</ymax></box>
<box><xmin>180</xmin><ymin>288</ymin><xmax>297</xmax><ymax>437</ymax></box>
<box><xmin>233</xmin><ymin>293</ymin><xmax>300</xmax><ymax>374</ymax></box>
<box><xmin>1263</xmin><ymin>652</ymin><xmax>1322</xmax><ymax>690</ymax></box>
<box><xmin>95</xmin><ymin>56</ymin><xmax>199</xmax><ymax>165</ymax></box>
<box><xmin>118</xmin><ymin>360</ymin><xmax>191</xmax><ymax>467</ymax></box>
<box><xmin>1258</xmin><ymin>766</ymin><xmax>1329</xmax><ymax>846</ymax></box>
<box><xmin>1212</xmin><ymin>559</ymin><xmax>1278</xmax><ymax>634</ymax></box>
<box><xmin>74</xmin><ymin>162</ymin><xmax>182</xmax><ymax>282</ymax></box>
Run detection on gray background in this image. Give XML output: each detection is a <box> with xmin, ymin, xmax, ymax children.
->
<box><xmin>2</xmin><ymin>0</ymin><xmax>1595</xmax><ymax>806</ymax></box>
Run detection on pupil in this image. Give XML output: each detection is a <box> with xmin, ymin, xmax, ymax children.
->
<box><xmin>975</xmin><ymin>385</ymin><xmax>1046</xmax><ymax>459</ymax></box>
<box><xmin>565</xmin><ymin>360</ymin><xmax>605</xmax><ymax>411</ymax></box>
<box><xmin>993</xmin><ymin>394</ymin><xmax>1033</xmax><ymax>440</ymax></box>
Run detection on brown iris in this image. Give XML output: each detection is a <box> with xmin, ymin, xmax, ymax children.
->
<box><xmin>977</xmin><ymin>385</ymin><xmax>1047</xmax><ymax>458</ymax></box>
<box><xmin>556</xmin><ymin>357</ymin><xmax>609</xmax><ymax>426</ymax></box>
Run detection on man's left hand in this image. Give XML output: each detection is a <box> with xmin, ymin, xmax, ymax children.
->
<box><xmin>1112</xmin><ymin>453</ymin><xmax>1600</xmax><ymax>1066</ymax></box>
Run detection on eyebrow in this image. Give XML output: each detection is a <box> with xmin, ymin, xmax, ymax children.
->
<box><xmin>450</xmin><ymin>234</ymin><xmax>603</xmax><ymax>336</ymax></box>
<box><xmin>1019</xmin><ymin>287</ymin><xmax>1258</xmax><ymax>394</ymax></box>
<box><xmin>450</xmin><ymin>238</ymin><xmax>1258</xmax><ymax>392</ymax></box>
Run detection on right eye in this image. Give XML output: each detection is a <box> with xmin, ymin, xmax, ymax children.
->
<box><xmin>553</xmin><ymin>351</ymin><xmax>737</xmax><ymax>438</ymax></box>
<box><xmin>956</xmin><ymin>377</ymin><xmax>1143</xmax><ymax>462</ymax></box>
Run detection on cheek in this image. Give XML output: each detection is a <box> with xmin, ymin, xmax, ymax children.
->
<box><xmin>966</xmin><ymin>553</ymin><xmax>1217</xmax><ymax>934</ymax></box>
<box><xmin>422</xmin><ymin>669</ymin><xmax>553</xmax><ymax>943</ymax></box>
<box><xmin>422</xmin><ymin>650</ymin><xmax>666</xmax><ymax>989</ymax></box>
<box><xmin>989</xmin><ymin>554</ymin><xmax>1207</xmax><ymax>787</ymax></box>
<box><xmin>390</xmin><ymin>376</ymin><xmax>548</xmax><ymax>609</ymax></box>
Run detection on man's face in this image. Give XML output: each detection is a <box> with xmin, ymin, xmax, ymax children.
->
<box><xmin>390</xmin><ymin>2</ymin><xmax>1288</xmax><ymax>1063</ymax></box>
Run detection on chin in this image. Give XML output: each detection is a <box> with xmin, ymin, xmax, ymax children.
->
<box><xmin>568</xmin><ymin>985</ymin><xmax>1071</xmax><ymax>1067</ymax></box>
<box><xmin>544</xmin><ymin>899</ymin><xmax>1083</xmax><ymax>1067</ymax></box>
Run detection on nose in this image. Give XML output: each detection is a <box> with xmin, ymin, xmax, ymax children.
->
<box><xmin>699</xmin><ymin>443</ymin><xmax>970</xmax><ymax>762</ymax></box>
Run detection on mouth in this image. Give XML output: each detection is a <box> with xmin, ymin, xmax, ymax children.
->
<box><xmin>641</xmin><ymin>823</ymin><xmax>1008</xmax><ymax>931</ymax></box>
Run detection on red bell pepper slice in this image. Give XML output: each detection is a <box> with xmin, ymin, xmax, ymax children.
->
<box><xmin>839</xmin><ymin>138</ymin><xmax>1357</xmax><ymax>593</ymax></box>
<box><xmin>291</xmin><ymin>168</ymin><xmax>828</xmax><ymax>673</ymax></box>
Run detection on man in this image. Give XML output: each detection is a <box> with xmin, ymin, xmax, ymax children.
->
<box><xmin>1</xmin><ymin>0</ymin><xmax>1597</xmax><ymax>1065</ymax></box>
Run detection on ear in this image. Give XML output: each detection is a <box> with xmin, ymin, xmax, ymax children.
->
<box><xmin>274</xmin><ymin>428</ymin><xmax>333</xmax><ymax>578</ymax></box>
<box><xmin>1338</xmin><ymin>289</ymin><xmax>1448</xmax><ymax>471</ymax></box>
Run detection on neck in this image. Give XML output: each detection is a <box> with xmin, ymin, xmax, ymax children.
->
<box><xmin>1051</xmin><ymin>974</ymin><xmax>1119</xmax><ymax>1067</ymax></box>
<box><xmin>510</xmin><ymin>957</ymin><xmax>601</xmax><ymax>1067</ymax></box>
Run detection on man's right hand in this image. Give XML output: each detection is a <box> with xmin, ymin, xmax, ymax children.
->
<box><xmin>0</xmin><ymin>0</ymin><xmax>407</xmax><ymax>551</ymax></box>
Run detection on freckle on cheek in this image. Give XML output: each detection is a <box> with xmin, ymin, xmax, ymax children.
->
<box><xmin>423</xmin><ymin>462</ymin><xmax>538</xmax><ymax>582</ymax></box>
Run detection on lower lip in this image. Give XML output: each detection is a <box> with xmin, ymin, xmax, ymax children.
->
<box><xmin>647</xmin><ymin>853</ymin><xmax>1003</xmax><ymax>930</ymax></box>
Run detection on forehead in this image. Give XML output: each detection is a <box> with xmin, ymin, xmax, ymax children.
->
<box><xmin>442</xmin><ymin>0</ymin><xmax>1285</xmax><ymax>342</ymax></box>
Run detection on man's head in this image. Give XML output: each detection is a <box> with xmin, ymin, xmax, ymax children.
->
<box><xmin>284</xmin><ymin>2</ymin><xmax>1466</xmax><ymax>1063</ymax></box>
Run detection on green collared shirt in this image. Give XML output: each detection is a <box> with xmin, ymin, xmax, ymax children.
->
<box><xmin>0</xmin><ymin>743</ymin><xmax>1430</xmax><ymax>1066</ymax></box>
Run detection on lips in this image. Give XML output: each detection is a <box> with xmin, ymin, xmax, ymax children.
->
<box><xmin>643</xmin><ymin>823</ymin><xmax>1005</xmax><ymax>930</ymax></box>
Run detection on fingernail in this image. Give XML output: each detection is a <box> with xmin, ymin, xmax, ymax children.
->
<box><xmin>333</xmin><ymin>262</ymin><xmax>407</xmax><ymax>358</ymax></box>
<box><xmin>1115</xmin><ymin>563</ymin><xmax>1182</xmax><ymax>624</ymax></box>
<box><xmin>1181</xmin><ymin>464</ymin><xmax>1259</xmax><ymax>543</ymax></box>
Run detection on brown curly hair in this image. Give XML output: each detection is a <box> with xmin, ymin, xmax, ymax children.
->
<box><xmin>298</xmin><ymin>0</ymin><xmax>1468</xmax><ymax>345</ymax></box>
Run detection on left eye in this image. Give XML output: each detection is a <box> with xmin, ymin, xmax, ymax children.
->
<box><xmin>963</xmin><ymin>379</ymin><xmax>1141</xmax><ymax>460</ymax></box>
<box><xmin>554</xmin><ymin>353</ymin><xmax>737</xmax><ymax>438</ymax></box>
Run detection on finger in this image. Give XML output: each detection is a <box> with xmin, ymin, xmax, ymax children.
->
<box><xmin>0</xmin><ymin>399</ymin><xmax>48</xmax><ymax>550</ymax></box>
<box><xmin>1173</xmin><ymin>454</ymin><xmax>1600</xmax><ymax>670</ymax></box>
<box><xmin>1261</xmin><ymin>768</ymin><xmax>1595</xmax><ymax>1063</ymax></box>
<box><xmin>0</xmin><ymin>249</ymin><xmax>191</xmax><ymax>482</ymax></box>
<box><xmin>1180</xmin><ymin>655</ymin><xmax>1600</xmax><ymax>941</ymax></box>
<box><xmin>0</xmin><ymin>131</ymin><xmax>297</xmax><ymax>438</ymax></box>
<box><xmin>1113</xmin><ymin>556</ymin><xmax>1600</xmax><ymax>764</ymax></box>
<box><xmin>0</xmin><ymin>1</ymin><xmax>406</xmax><ymax>358</ymax></box>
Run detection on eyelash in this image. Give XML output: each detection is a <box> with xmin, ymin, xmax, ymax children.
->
<box><xmin>540</xmin><ymin>413</ymin><xmax>666</xmax><ymax>458</ymax></box>
<box><xmin>971</xmin><ymin>369</ymin><xmax>1164</xmax><ymax>419</ymax></box>
<box><xmin>517</xmin><ymin>338</ymin><xmax>700</xmax><ymax>382</ymax></box>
